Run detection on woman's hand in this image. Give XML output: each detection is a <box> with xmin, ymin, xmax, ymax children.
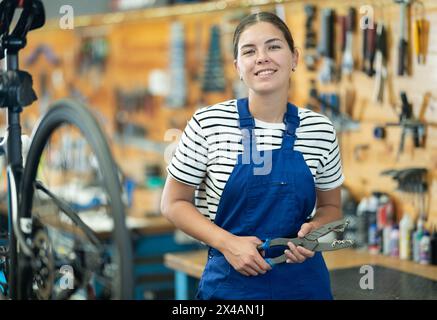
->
<box><xmin>284</xmin><ymin>222</ymin><xmax>316</xmax><ymax>263</ymax></box>
<box><xmin>221</xmin><ymin>235</ymin><xmax>272</xmax><ymax>276</ymax></box>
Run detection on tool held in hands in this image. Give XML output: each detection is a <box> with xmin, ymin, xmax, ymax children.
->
<box><xmin>257</xmin><ymin>219</ymin><xmax>354</xmax><ymax>267</ymax></box>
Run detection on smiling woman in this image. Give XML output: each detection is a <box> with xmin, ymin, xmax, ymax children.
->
<box><xmin>161</xmin><ymin>11</ymin><xmax>345</xmax><ymax>300</ymax></box>
<box><xmin>233</xmin><ymin>14</ymin><xmax>299</xmax><ymax>122</ymax></box>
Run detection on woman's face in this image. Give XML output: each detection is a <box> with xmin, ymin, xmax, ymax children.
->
<box><xmin>234</xmin><ymin>22</ymin><xmax>298</xmax><ymax>96</ymax></box>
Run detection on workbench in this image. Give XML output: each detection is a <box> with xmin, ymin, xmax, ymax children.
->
<box><xmin>164</xmin><ymin>248</ymin><xmax>437</xmax><ymax>299</ymax></box>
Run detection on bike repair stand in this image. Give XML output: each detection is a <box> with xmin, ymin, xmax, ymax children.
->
<box><xmin>0</xmin><ymin>0</ymin><xmax>45</xmax><ymax>299</ymax></box>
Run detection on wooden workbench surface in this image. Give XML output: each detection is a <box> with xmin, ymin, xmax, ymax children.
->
<box><xmin>127</xmin><ymin>214</ymin><xmax>175</xmax><ymax>235</ymax></box>
<box><xmin>0</xmin><ymin>205</ymin><xmax>174</xmax><ymax>240</ymax></box>
<box><xmin>164</xmin><ymin>248</ymin><xmax>437</xmax><ymax>281</ymax></box>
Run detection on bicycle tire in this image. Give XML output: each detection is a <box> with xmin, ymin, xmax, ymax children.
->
<box><xmin>18</xmin><ymin>99</ymin><xmax>134</xmax><ymax>299</ymax></box>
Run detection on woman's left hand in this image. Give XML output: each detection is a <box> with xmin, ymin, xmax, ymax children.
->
<box><xmin>284</xmin><ymin>222</ymin><xmax>316</xmax><ymax>263</ymax></box>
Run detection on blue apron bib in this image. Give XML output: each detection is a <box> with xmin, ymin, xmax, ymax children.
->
<box><xmin>196</xmin><ymin>98</ymin><xmax>333</xmax><ymax>300</ymax></box>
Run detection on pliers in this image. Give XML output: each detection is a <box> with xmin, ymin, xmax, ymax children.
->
<box><xmin>257</xmin><ymin>219</ymin><xmax>354</xmax><ymax>267</ymax></box>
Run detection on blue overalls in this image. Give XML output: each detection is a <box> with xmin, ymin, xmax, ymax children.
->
<box><xmin>196</xmin><ymin>98</ymin><xmax>333</xmax><ymax>300</ymax></box>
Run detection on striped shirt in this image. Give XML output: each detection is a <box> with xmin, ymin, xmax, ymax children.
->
<box><xmin>167</xmin><ymin>99</ymin><xmax>344</xmax><ymax>222</ymax></box>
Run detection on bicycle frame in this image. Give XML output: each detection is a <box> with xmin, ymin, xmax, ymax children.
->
<box><xmin>1</xmin><ymin>0</ymin><xmax>134</xmax><ymax>300</ymax></box>
<box><xmin>0</xmin><ymin>0</ymin><xmax>46</xmax><ymax>299</ymax></box>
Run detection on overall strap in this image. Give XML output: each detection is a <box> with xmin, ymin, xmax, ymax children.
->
<box><xmin>282</xmin><ymin>103</ymin><xmax>300</xmax><ymax>150</ymax></box>
<box><xmin>237</xmin><ymin>98</ymin><xmax>255</xmax><ymax>154</ymax></box>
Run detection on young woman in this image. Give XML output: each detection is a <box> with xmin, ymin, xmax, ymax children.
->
<box><xmin>161</xmin><ymin>12</ymin><xmax>344</xmax><ymax>300</ymax></box>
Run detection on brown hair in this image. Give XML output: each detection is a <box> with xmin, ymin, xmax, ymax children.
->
<box><xmin>233</xmin><ymin>11</ymin><xmax>296</xmax><ymax>59</ymax></box>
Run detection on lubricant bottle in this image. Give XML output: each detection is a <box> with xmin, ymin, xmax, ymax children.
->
<box><xmin>399</xmin><ymin>213</ymin><xmax>413</xmax><ymax>260</ymax></box>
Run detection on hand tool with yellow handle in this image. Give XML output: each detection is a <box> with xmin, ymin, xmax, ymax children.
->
<box><xmin>413</xmin><ymin>19</ymin><xmax>430</xmax><ymax>64</ymax></box>
<box><xmin>413</xmin><ymin>1</ymin><xmax>430</xmax><ymax>65</ymax></box>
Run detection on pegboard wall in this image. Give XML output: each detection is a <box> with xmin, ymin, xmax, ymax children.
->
<box><xmin>18</xmin><ymin>0</ymin><xmax>437</xmax><ymax>228</ymax></box>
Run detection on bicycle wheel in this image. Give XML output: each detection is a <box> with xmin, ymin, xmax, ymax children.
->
<box><xmin>18</xmin><ymin>99</ymin><xmax>134</xmax><ymax>299</ymax></box>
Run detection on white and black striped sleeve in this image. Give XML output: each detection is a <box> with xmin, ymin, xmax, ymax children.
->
<box><xmin>315</xmin><ymin>127</ymin><xmax>345</xmax><ymax>190</ymax></box>
<box><xmin>167</xmin><ymin>110</ymin><xmax>209</xmax><ymax>187</ymax></box>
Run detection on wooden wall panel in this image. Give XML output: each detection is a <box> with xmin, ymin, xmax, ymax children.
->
<box><xmin>284</xmin><ymin>0</ymin><xmax>437</xmax><ymax>228</ymax></box>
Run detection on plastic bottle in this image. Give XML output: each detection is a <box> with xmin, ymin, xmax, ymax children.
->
<box><xmin>376</xmin><ymin>195</ymin><xmax>390</xmax><ymax>229</ymax></box>
<box><xmin>399</xmin><ymin>213</ymin><xmax>413</xmax><ymax>260</ymax></box>
<box><xmin>430</xmin><ymin>230</ymin><xmax>437</xmax><ymax>266</ymax></box>
<box><xmin>390</xmin><ymin>226</ymin><xmax>399</xmax><ymax>257</ymax></box>
<box><xmin>368</xmin><ymin>223</ymin><xmax>379</xmax><ymax>254</ymax></box>
<box><xmin>383</xmin><ymin>225</ymin><xmax>392</xmax><ymax>255</ymax></box>
<box><xmin>412</xmin><ymin>218</ymin><xmax>424</xmax><ymax>263</ymax></box>
<box><xmin>356</xmin><ymin>198</ymin><xmax>369</xmax><ymax>248</ymax></box>
<box><xmin>367</xmin><ymin>195</ymin><xmax>379</xmax><ymax>253</ymax></box>
<box><xmin>419</xmin><ymin>232</ymin><xmax>431</xmax><ymax>265</ymax></box>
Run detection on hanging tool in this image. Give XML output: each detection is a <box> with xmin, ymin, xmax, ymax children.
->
<box><xmin>257</xmin><ymin>219</ymin><xmax>354</xmax><ymax>267</ymax></box>
<box><xmin>319</xmin><ymin>8</ymin><xmax>337</xmax><ymax>83</ymax></box>
<box><xmin>339</xmin><ymin>16</ymin><xmax>347</xmax><ymax>53</ymax></box>
<box><xmin>395</xmin><ymin>0</ymin><xmax>411</xmax><ymax>76</ymax></box>
<box><xmin>305</xmin><ymin>79</ymin><xmax>319</xmax><ymax>112</ymax></box>
<box><xmin>304</xmin><ymin>4</ymin><xmax>318</xmax><ymax>71</ymax></box>
<box><xmin>201</xmin><ymin>25</ymin><xmax>226</xmax><ymax>93</ymax></box>
<box><xmin>361</xmin><ymin>16</ymin><xmax>368</xmax><ymax>73</ymax></box>
<box><xmin>373</xmin><ymin>23</ymin><xmax>388</xmax><ymax>103</ymax></box>
<box><xmin>364</xmin><ymin>22</ymin><xmax>377</xmax><ymax>77</ymax></box>
<box><xmin>342</xmin><ymin>7</ymin><xmax>356</xmax><ymax>76</ymax></box>
<box><xmin>167</xmin><ymin>21</ymin><xmax>187</xmax><ymax>108</ymax></box>
<box><xmin>305</xmin><ymin>80</ymin><xmax>359</xmax><ymax>132</ymax></box>
<box><xmin>381</xmin><ymin>168</ymin><xmax>427</xmax><ymax>194</ymax></box>
<box><xmin>413</xmin><ymin>1</ymin><xmax>430</xmax><ymax>65</ymax></box>
<box><xmin>25</xmin><ymin>44</ymin><xmax>61</xmax><ymax>66</ymax></box>
<box><xmin>386</xmin><ymin>92</ymin><xmax>426</xmax><ymax>160</ymax></box>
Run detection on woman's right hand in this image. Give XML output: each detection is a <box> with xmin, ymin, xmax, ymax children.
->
<box><xmin>221</xmin><ymin>235</ymin><xmax>272</xmax><ymax>276</ymax></box>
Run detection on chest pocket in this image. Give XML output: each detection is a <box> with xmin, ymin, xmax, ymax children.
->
<box><xmin>245</xmin><ymin>178</ymin><xmax>300</xmax><ymax>238</ymax></box>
